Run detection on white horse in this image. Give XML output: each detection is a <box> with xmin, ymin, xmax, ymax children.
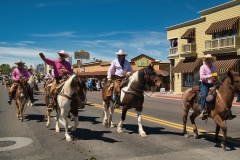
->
<box><xmin>46</xmin><ymin>75</ymin><xmax>79</xmax><ymax>142</ymax></box>
<box><xmin>28</xmin><ymin>75</ymin><xmax>36</xmax><ymax>91</ymax></box>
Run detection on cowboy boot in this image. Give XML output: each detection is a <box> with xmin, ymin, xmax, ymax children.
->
<box><xmin>227</xmin><ymin>110</ymin><xmax>236</xmax><ymax>120</ymax></box>
<box><xmin>7</xmin><ymin>96</ymin><xmax>12</xmax><ymax>105</ymax></box>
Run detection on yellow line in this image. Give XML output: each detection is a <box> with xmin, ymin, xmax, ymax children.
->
<box><xmin>88</xmin><ymin>102</ymin><xmax>240</xmax><ymax>144</ymax></box>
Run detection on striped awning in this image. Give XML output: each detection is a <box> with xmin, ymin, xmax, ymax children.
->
<box><xmin>173</xmin><ymin>58</ymin><xmax>202</xmax><ymax>73</ymax></box>
<box><xmin>213</xmin><ymin>55</ymin><xmax>238</xmax><ymax>72</ymax></box>
<box><xmin>205</xmin><ymin>17</ymin><xmax>239</xmax><ymax>34</ymax></box>
<box><xmin>181</xmin><ymin>28</ymin><xmax>195</xmax><ymax>39</ymax></box>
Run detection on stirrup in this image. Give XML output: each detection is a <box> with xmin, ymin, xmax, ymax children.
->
<box><xmin>199</xmin><ymin>110</ymin><xmax>208</xmax><ymax>120</ymax></box>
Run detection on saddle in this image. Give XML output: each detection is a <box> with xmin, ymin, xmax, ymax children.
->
<box><xmin>186</xmin><ymin>86</ymin><xmax>200</xmax><ymax>102</ymax></box>
<box><xmin>107</xmin><ymin>77</ymin><xmax>129</xmax><ymax>97</ymax></box>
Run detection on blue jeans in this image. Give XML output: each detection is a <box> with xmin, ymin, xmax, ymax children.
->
<box><xmin>200</xmin><ymin>82</ymin><xmax>213</xmax><ymax>112</ymax></box>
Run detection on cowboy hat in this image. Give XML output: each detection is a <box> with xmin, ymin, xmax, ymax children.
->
<box><xmin>14</xmin><ymin>60</ymin><xmax>25</xmax><ymax>65</ymax></box>
<box><xmin>202</xmin><ymin>54</ymin><xmax>216</xmax><ymax>62</ymax></box>
<box><xmin>57</xmin><ymin>50</ymin><xmax>69</xmax><ymax>58</ymax></box>
<box><xmin>27</xmin><ymin>67</ymin><xmax>32</xmax><ymax>70</ymax></box>
<box><xmin>115</xmin><ymin>49</ymin><xmax>128</xmax><ymax>56</ymax></box>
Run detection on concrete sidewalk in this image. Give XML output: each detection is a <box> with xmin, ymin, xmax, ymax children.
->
<box><xmin>151</xmin><ymin>92</ymin><xmax>240</xmax><ymax>106</ymax></box>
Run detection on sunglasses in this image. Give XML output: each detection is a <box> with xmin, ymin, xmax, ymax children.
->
<box><xmin>59</xmin><ymin>54</ymin><xmax>65</xmax><ymax>57</ymax></box>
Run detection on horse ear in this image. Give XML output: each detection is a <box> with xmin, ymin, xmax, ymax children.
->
<box><xmin>148</xmin><ymin>63</ymin><xmax>154</xmax><ymax>68</ymax></box>
<box><xmin>227</xmin><ymin>69</ymin><xmax>235</xmax><ymax>79</ymax></box>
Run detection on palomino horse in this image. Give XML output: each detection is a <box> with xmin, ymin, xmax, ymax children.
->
<box><xmin>182</xmin><ymin>69</ymin><xmax>240</xmax><ymax>150</ymax></box>
<box><xmin>102</xmin><ymin>64</ymin><xmax>161</xmax><ymax>137</ymax></box>
<box><xmin>14</xmin><ymin>79</ymin><xmax>32</xmax><ymax>121</ymax></box>
<box><xmin>45</xmin><ymin>75</ymin><xmax>79</xmax><ymax>142</ymax></box>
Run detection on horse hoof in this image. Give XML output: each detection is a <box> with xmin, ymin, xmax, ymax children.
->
<box><xmin>56</xmin><ymin>129</ymin><xmax>60</xmax><ymax>133</ymax></box>
<box><xmin>184</xmin><ymin>134</ymin><xmax>189</xmax><ymax>138</ymax></box>
<box><xmin>66</xmin><ymin>138</ymin><xmax>72</xmax><ymax>142</ymax></box>
<box><xmin>139</xmin><ymin>132</ymin><xmax>147</xmax><ymax>138</ymax></box>
<box><xmin>110</xmin><ymin>124</ymin><xmax>115</xmax><ymax>128</ymax></box>
<box><xmin>46</xmin><ymin>123</ymin><xmax>50</xmax><ymax>128</ymax></box>
<box><xmin>221</xmin><ymin>143</ymin><xmax>226</xmax><ymax>150</ymax></box>
<box><xmin>193</xmin><ymin>133</ymin><xmax>198</xmax><ymax>139</ymax></box>
<box><xmin>71</xmin><ymin>127</ymin><xmax>76</xmax><ymax>132</ymax></box>
<box><xmin>117</xmin><ymin>128</ymin><xmax>123</xmax><ymax>133</ymax></box>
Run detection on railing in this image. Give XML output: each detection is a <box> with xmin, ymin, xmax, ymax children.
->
<box><xmin>169</xmin><ymin>47</ymin><xmax>178</xmax><ymax>55</ymax></box>
<box><xmin>181</xmin><ymin>43</ymin><xmax>196</xmax><ymax>53</ymax></box>
<box><xmin>205</xmin><ymin>36</ymin><xmax>240</xmax><ymax>51</ymax></box>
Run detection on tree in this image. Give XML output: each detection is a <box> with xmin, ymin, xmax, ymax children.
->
<box><xmin>0</xmin><ymin>64</ymin><xmax>11</xmax><ymax>74</ymax></box>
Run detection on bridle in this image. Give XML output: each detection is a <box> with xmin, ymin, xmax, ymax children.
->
<box><xmin>218</xmin><ymin>78</ymin><xmax>240</xmax><ymax>95</ymax></box>
<box><xmin>144</xmin><ymin>69</ymin><xmax>159</xmax><ymax>85</ymax></box>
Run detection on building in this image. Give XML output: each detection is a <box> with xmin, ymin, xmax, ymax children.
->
<box><xmin>36</xmin><ymin>63</ymin><xmax>44</xmax><ymax>73</ymax></box>
<box><xmin>166</xmin><ymin>0</ymin><xmax>240</xmax><ymax>94</ymax></box>
<box><xmin>73</xmin><ymin>54</ymin><xmax>171</xmax><ymax>91</ymax></box>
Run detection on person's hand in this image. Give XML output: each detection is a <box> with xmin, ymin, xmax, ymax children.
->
<box><xmin>107</xmin><ymin>78</ymin><xmax>112</xmax><ymax>82</ymax></box>
<box><xmin>126</xmin><ymin>72</ymin><xmax>131</xmax><ymax>78</ymax></box>
<box><xmin>39</xmin><ymin>52</ymin><xmax>45</xmax><ymax>60</ymax></box>
<box><xmin>60</xmin><ymin>69</ymin><xmax>68</xmax><ymax>74</ymax></box>
<box><xmin>212</xmin><ymin>72</ymin><xmax>218</xmax><ymax>77</ymax></box>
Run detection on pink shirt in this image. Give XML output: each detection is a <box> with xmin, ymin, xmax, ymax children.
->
<box><xmin>107</xmin><ymin>59</ymin><xmax>132</xmax><ymax>78</ymax></box>
<box><xmin>44</xmin><ymin>58</ymin><xmax>72</xmax><ymax>77</ymax></box>
<box><xmin>200</xmin><ymin>64</ymin><xmax>217</xmax><ymax>84</ymax></box>
<box><xmin>12</xmin><ymin>67</ymin><xmax>29</xmax><ymax>81</ymax></box>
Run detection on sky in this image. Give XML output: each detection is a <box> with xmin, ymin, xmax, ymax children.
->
<box><xmin>0</xmin><ymin>0</ymin><xmax>231</xmax><ymax>68</ymax></box>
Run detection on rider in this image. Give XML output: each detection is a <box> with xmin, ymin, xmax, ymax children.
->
<box><xmin>39</xmin><ymin>50</ymin><xmax>72</xmax><ymax>111</ymax></box>
<box><xmin>107</xmin><ymin>49</ymin><xmax>132</xmax><ymax>106</ymax></box>
<box><xmin>27</xmin><ymin>67</ymin><xmax>39</xmax><ymax>91</ymax></box>
<box><xmin>199</xmin><ymin>54</ymin><xmax>236</xmax><ymax>120</ymax></box>
<box><xmin>7</xmin><ymin>60</ymin><xmax>34</xmax><ymax>105</ymax></box>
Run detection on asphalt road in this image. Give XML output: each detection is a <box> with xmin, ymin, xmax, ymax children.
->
<box><xmin>0</xmin><ymin>83</ymin><xmax>240</xmax><ymax>160</ymax></box>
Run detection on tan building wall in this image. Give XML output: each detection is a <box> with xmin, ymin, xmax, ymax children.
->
<box><xmin>167</xmin><ymin>0</ymin><xmax>240</xmax><ymax>94</ymax></box>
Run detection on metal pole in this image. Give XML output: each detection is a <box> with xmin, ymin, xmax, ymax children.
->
<box><xmin>169</xmin><ymin>62</ymin><xmax>172</xmax><ymax>92</ymax></box>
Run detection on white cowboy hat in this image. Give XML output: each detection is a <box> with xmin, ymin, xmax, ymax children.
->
<box><xmin>115</xmin><ymin>49</ymin><xmax>128</xmax><ymax>56</ymax></box>
<box><xmin>57</xmin><ymin>50</ymin><xmax>69</xmax><ymax>58</ymax></box>
<box><xmin>14</xmin><ymin>60</ymin><xmax>25</xmax><ymax>65</ymax></box>
<box><xmin>202</xmin><ymin>54</ymin><xmax>216</xmax><ymax>62</ymax></box>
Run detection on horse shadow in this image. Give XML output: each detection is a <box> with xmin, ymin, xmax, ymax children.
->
<box><xmin>78</xmin><ymin>115</ymin><xmax>102</xmax><ymax>125</ymax></box>
<box><xmin>194</xmin><ymin>132</ymin><xmax>240</xmax><ymax>151</ymax></box>
<box><xmin>120</xmin><ymin>124</ymin><xmax>183</xmax><ymax>137</ymax></box>
<box><xmin>24</xmin><ymin>114</ymin><xmax>45</xmax><ymax>122</ymax></box>
<box><xmin>34</xmin><ymin>103</ymin><xmax>46</xmax><ymax>107</ymax></box>
<box><xmin>34</xmin><ymin>92</ymin><xmax>43</xmax><ymax>95</ymax></box>
<box><xmin>71</xmin><ymin>128</ymin><xmax>121</xmax><ymax>143</ymax></box>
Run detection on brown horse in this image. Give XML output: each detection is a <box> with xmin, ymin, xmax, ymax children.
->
<box><xmin>182</xmin><ymin>69</ymin><xmax>240</xmax><ymax>150</ymax></box>
<box><xmin>14</xmin><ymin>79</ymin><xmax>31</xmax><ymax>121</ymax></box>
<box><xmin>102</xmin><ymin>64</ymin><xmax>161</xmax><ymax>137</ymax></box>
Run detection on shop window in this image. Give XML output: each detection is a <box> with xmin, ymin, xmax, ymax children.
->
<box><xmin>182</xmin><ymin>73</ymin><xmax>199</xmax><ymax>87</ymax></box>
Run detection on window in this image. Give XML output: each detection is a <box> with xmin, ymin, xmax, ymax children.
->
<box><xmin>182</xmin><ymin>73</ymin><xmax>199</xmax><ymax>87</ymax></box>
<box><xmin>188</xmin><ymin>38</ymin><xmax>195</xmax><ymax>43</ymax></box>
<box><xmin>170</xmin><ymin>39</ymin><xmax>178</xmax><ymax>48</ymax></box>
<box><xmin>213</xmin><ymin>29</ymin><xmax>239</xmax><ymax>38</ymax></box>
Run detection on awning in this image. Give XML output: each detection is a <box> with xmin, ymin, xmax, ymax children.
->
<box><xmin>181</xmin><ymin>28</ymin><xmax>195</xmax><ymax>39</ymax></box>
<box><xmin>205</xmin><ymin>17</ymin><xmax>239</xmax><ymax>34</ymax></box>
<box><xmin>173</xmin><ymin>58</ymin><xmax>202</xmax><ymax>73</ymax></box>
<box><xmin>213</xmin><ymin>55</ymin><xmax>238</xmax><ymax>72</ymax></box>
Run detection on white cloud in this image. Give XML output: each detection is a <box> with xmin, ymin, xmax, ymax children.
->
<box><xmin>30</xmin><ymin>31</ymin><xmax>76</xmax><ymax>37</ymax></box>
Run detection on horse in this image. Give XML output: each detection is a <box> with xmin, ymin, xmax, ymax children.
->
<box><xmin>43</xmin><ymin>77</ymin><xmax>54</xmax><ymax>121</ymax></box>
<box><xmin>2</xmin><ymin>78</ymin><xmax>13</xmax><ymax>90</ymax></box>
<box><xmin>102</xmin><ymin>64</ymin><xmax>161</xmax><ymax>137</ymax></box>
<box><xmin>14</xmin><ymin>79</ymin><xmax>32</xmax><ymax>121</ymax></box>
<box><xmin>45</xmin><ymin>75</ymin><xmax>79</xmax><ymax>142</ymax></box>
<box><xmin>182</xmin><ymin>69</ymin><xmax>240</xmax><ymax>150</ymax></box>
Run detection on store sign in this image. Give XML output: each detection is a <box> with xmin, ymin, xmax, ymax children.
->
<box><xmin>74</xmin><ymin>50</ymin><xmax>90</xmax><ymax>60</ymax></box>
<box><xmin>138</xmin><ymin>60</ymin><xmax>148</xmax><ymax>66</ymax></box>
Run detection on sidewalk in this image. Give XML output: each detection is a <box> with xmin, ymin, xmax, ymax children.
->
<box><xmin>151</xmin><ymin>91</ymin><xmax>240</xmax><ymax>106</ymax></box>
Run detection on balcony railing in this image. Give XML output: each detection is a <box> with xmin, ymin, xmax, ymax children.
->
<box><xmin>169</xmin><ymin>47</ymin><xmax>178</xmax><ymax>55</ymax></box>
<box><xmin>181</xmin><ymin>43</ymin><xmax>196</xmax><ymax>53</ymax></box>
<box><xmin>205</xmin><ymin>36</ymin><xmax>240</xmax><ymax>51</ymax></box>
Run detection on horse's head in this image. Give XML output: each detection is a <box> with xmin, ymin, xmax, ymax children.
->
<box><xmin>142</xmin><ymin>64</ymin><xmax>161</xmax><ymax>88</ymax></box>
<box><xmin>224</xmin><ymin>69</ymin><xmax>240</xmax><ymax>95</ymax></box>
<box><xmin>70</xmin><ymin>75</ymin><xmax>78</xmax><ymax>91</ymax></box>
<box><xmin>16</xmin><ymin>81</ymin><xmax>27</xmax><ymax>99</ymax></box>
<box><xmin>76</xmin><ymin>77</ymin><xmax>87</xmax><ymax>109</ymax></box>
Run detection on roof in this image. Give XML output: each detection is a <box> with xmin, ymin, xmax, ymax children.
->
<box><xmin>173</xmin><ymin>58</ymin><xmax>202</xmax><ymax>73</ymax></box>
<box><xmin>131</xmin><ymin>54</ymin><xmax>155</xmax><ymax>61</ymax></box>
<box><xmin>181</xmin><ymin>28</ymin><xmax>195</xmax><ymax>39</ymax></box>
<box><xmin>205</xmin><ymin>16</ymin><xmax>239</xmax><ymax>34</ymax></box>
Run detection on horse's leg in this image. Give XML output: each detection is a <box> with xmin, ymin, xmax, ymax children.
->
<box><xmin>117</xmin><ymin>105</ymin><xmax>127</xmax><ymax>133</ymax></box>
<box><xmin>190</xmin><ymin>112</ymin><xmax>199</xmax><ymax>139</ymax></box>
<box><xmin>55</xmin><ymin>108</ymin><xmax>61</xmax><ymax>133</ymax></box>
<box><xmin>61</xmin><ymin>108</ymin><xmax>72</xmax><ymax>142</ymax></box>
<box><xmin>137</xmin><ymin>111</ymin><xmax>147</xmax><ymax>138</ymax></box>
<box><xmin>183</xmin><ymin>108</ymin><xmax>189</xmax><ymax>138</ymax></box>
<box><xmin>215</xmin><ymin>124</ymin><xmax>220</xmax><ymax>144</ymax></box>
<box><xmin>109</xmin><ymin>100</ymin><xmax>115</xmax><ymax>128</ymax></box>
<box><xmin>70</xmin><ymin>114</ymin><xmax>79</xmax><ymax>132</ymax></box>
<box><xmin>212</xmin><ymin>114</ymin><xmax>227</xmax><ymax>150</ymax></box>
<box><xmin>46</xmin><ymin>110</ymin><xmax>51</xmax><ymax>128</ymax></box>
<box><xmin>102</xmin><ymin>101</ymin><xmax>109</xmax><ymax>127</ymax></box>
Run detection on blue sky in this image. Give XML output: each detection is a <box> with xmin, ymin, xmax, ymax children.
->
<box><xmin>0</xmin><ymin>0</ymin><xmax>231</xmax><ymax>68</ymax></box>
